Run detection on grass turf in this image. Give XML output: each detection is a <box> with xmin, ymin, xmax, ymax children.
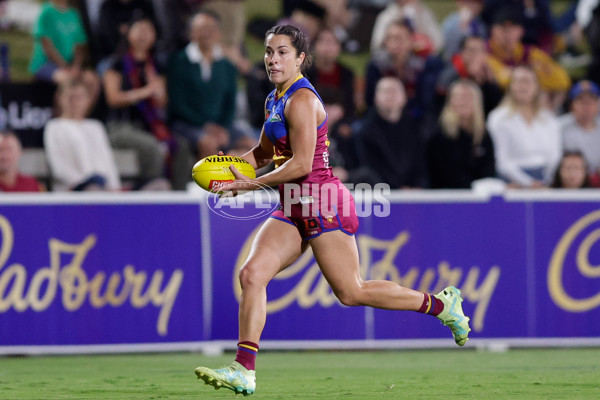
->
<box><xmin>0</xmin><ymin>348</ymin><xmax>599</xmax><ymax>399</ymax></box>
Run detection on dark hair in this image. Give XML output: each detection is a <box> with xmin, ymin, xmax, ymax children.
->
<box><xmin>551</xmin><ymin>151</ymin><xmax>591</xmax><ymax>188</ymax></box>
<box><xmin>388</xmin><ymin>18</ymin><xmax>415</xmax><ymax>35</ymax></box>
<box><xmin>187</xmin><ymin>8</ymin><xmax>222</xmax><ymax>34</ymax></box>
<box><xmin>265</xmin><ymin>25</ymin><xmax>313</xmax><ymax>73</ymax></box>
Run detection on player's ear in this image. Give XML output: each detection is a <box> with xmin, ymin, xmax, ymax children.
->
<box><xmin>297</xmin><ymin>52</ymin><xmax>305</xmax><ymax>67</ymax></box>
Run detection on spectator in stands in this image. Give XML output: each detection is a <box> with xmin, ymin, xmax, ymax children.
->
<box><xmin>437</xmin><ymin>35</ymin><xmax>507</xmax><ymax>115</ymax></box>
<box><xmin>202</xmin><ymin>0</ymin><xmax>250</xmax><ymax>73</ymax></box>
<box><xmin>312</xmin><ymin>0</ymin><xmax>355</xmax><ymax>51</ymax></box>
<box><xmin>355</xmin><ymin>77</ymin><xmax>427</xmax><ymax>189</ymax></box>
<box><xmin>95</xmin><ymin>0</ymin><xmax>157</xmax><ymax>74</ymax></box>
<box><xmin>578</xmin><ymin>0</ymin><xmax>600</xmax><ymax>85</ymax></box>
<box><xmin>441</xmin><ymin>0</ymin><xmax>486</xmax><ymax>61</ymax></box>
<box><xmin>364</xmin><ymin>19</ymin><xmax>443</xmax><ymax>117</ymax></box>
<box><xmin>559</xmin><ymin>80</ymin><xmax>600</xmax><ymax>187</ymax></box>
<box><xmin>305</xmin><ymin>28</ymin><xmax>357</xmax><ymax>167</ymax></box>
<box><xmin>103</xmin><ymin>16</ymin><xmax>190</xmax><ymax>190</ymax></box>
<box><xmin>167</xmin><ymin>10</ymin><xmax>237</xmax><ymax>159</ymax></box>
<box><xmin>486</xmin><ymin>6</ymin><xmax>571</xmax><ymax>111</ymax></box>
<box><xmin>277</xmin><ymin>0</ymin><xmax>326</xmax><ymax>43</ymax></box>
<box><xmin>0</xmin><ymin>131</ymin><xmax>43</xmax><ymax>192</ymax></box>
<box><xmin>487</xmin><ymin>66</ymin><xmax>562</xmax><ymax>188</ymax></box>
<box><xmin>481</xmin><ymin>1</ymin><xmax>554</xmax><ymax>54</ymax></box>
<box><xmin>427</xmin><ymin>79</ymin><xmax>495</xmax><ymax>189</ymax></box>
<box><xmin>370</xmin><ymin>0</ymin><xmax>443</xmax><ymax>55</ymax></box>
<box><xmin>44</xmin><ymin>80</ymin><xmax>120</xmax><ymax>192</ymax></box>
<box><xmin>28</xmin><ymin>0</ymin><xmax>99</xmax><ymax>98</ymax></box>
<box><xmin>551</xmin><ymin>151</ymin><xmax>591</xmax><ymax>189</ymax></box>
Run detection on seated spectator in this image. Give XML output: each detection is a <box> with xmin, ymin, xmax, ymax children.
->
<box><xmin>486</xmin><ymin>6</ymin><xmax>571</xmax><ymax>110</ymax></box>
<box><xmin>167</xmin><ymin>10</ymin><xmax>237</xmax><ymax>159</ymax></box>
<box><xmin>487</xmin><ymin>66</ymin><xmax>562</xmax><ymax>188</ymax></box>
<box><xmin>277</xmin><ymin>0</ymin><xmax>326</xmax><ymax>43</ymax></box>
<box><xmin>427</xmin><ymin>79</ymin><xmax>495</xmax><ymax>189</ymax></box>
<box><xmin>370</xmin><ymin>0</ymin><xmax>443</xmax><ymax>55</ymax></box>
<box><xmin>578</xmin><ymin>0</ymin><xmax>600</xmax><ymax>85</ymax></box>
<box><xmin>437</xmin><ymin>35</ymin><xmax>506</xmax><ymax>115</ymax></box>
<box><xmin>364</xmin><ymin>19</ymin><xmax>443</xmax><ymax>117</ymax></box>
<box><xmin>202</xmin><ymin>0</ymin><xmax>251</xmax><ymax>73</ymax></box>
<box><xmin>0</xmin><ymin>131</ymin><xmax>43</xmax><ymax>192</ymax></box>
<box><xmin>312</xmin><ymin>0</ymin><xmax>355</xmax><ymax>51</ymax></box>
<box><xmin>441</xmin><ymin>0</ymin><xmax>486</xmax><ymax>61</ymax></box>
<box><xmin>559</xmin><ymin>80</ymin><xmax>600</xmax><ymax>187</ymax></box>
<box><xmin>28</xmin><ymin>0</ymin><xmax>99</xmax><ymax>98</ymax></box>
<box><xmin>305</xmin><ymin>28</ymin><xmax>357</xmax><ymax>167</ymax></box>
<box><xmin>355</xmin><ymin>77</ymin><xmax>427</xmax><ymax>189</ymax></box>
<box><xmin>482</xmin><ymin>1</ymin><xmax>554</xmax><ymax>53</ymax></box>
<box><xmin>95</xmin><ymin>0</ymin><xmax>157</xmax><ymax>74</ymax></box>
<box><xmin>551</xmin><ymin>151</ymin><xmax>591</xmax><ymax>189</ymax></box>
<box><xmin>44</xmin><ymin>80</ymin><xmax>120</xmax><ymax>192</ymax></box>
<box><xmin>103</xmin><ymin>16</ymin><xmax>190</xmax><ymax>190</ymax></box>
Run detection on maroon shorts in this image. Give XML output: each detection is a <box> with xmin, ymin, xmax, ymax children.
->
<box><xmin>270</xmin><ymin>182</ymin><xmax>359</xmax><ymax>240</ymax></box>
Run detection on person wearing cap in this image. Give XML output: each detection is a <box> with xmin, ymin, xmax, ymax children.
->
<box><xmin>486</xmin><ymin>5</ymin><xmax>571</xmax><ymax>110</ymax></box>
<box><xmin>559</xmin><ymin>80</ymin><xmax>600</xmax><ymax>186</ymax></box>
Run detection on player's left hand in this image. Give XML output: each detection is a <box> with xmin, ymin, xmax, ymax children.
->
<box><xmin>218</xmin><ymin>165</ymin><xmax>254</xmax><ymax>196</ymax></box>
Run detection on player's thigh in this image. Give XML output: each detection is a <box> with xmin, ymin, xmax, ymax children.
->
<box><xmin>309</xmin><ymin>230</ymin><xmax>363</xmax><ymax>293</ymax></box>
<box><xmin>241</xmin><ymin>217</ymin><xmax>306</xmax><ymax>285</ymax></box>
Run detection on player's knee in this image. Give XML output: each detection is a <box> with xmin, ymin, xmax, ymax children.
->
<box><xmin>334</xmin><ymin>290</ymin><xmax>361</xmax><ymax>307</ymax></box>
<box><xmin>238</xmin><ymin>262</ymin><xmax>269</xmax><ymax>289</ymax></box>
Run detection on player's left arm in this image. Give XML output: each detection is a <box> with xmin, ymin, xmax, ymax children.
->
<box><xmin>229</xmin><ymin>89</ymin><xmax>319</xmax><ymax>188</ymax></box>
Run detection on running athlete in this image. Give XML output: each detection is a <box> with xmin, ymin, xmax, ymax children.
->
<box><xmin>195</xmin><ymin>25</ymin><xmax>471</xmax><ymax>396</ymax></box>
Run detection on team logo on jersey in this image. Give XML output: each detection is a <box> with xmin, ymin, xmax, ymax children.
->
<box><xmin>269</xmin><ymin>113</ymin><xmax>282</xmax><ymax>123</ymax></box>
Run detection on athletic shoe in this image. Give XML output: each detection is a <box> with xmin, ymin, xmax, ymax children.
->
<box><xmin>434</xmin><ymin>286</ymin><xmax>471</xmax><ymax>346</ymax></box>
<box><xmin>195</xmin><ymin>361</ymin><xmax>256</xmax><ymax>396</ymax></box>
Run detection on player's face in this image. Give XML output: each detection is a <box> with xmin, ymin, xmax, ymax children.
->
<box><xmin>264</xmin><ymin>34</ymin><xmax>304</xmax><ymax>86</ymax></box>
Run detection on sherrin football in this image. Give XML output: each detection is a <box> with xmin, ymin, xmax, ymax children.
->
<box><xmin>192</xmin><ymin>155</ymin><xmax>256</xmax><ymax>192</ymax></box>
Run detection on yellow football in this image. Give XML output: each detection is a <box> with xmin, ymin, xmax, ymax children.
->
<box><xmin>191</xmin><ymin>155</ymin><xmax>256</xmax><ymax>192</ymax></box>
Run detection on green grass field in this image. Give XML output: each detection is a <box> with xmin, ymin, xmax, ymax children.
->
<box><xmin>1</xmin><ymin>348</ymin><xmax>599</xmax><ymax>399</ymax></box>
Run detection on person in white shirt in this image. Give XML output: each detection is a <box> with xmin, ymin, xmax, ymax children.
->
<box><xmin>487</xmin><ymin>65</ymin><xmax>561</xmax><ymax>188</ymax></box>
<box><xmin>559</xmin><ymin>80</ymin><xmax>600</xmax><ymax>186</ymax></box>
<box><xmin>44</xmin><ymin>80</ymin><xmax>121</xmax><ymax>191</ymax></box>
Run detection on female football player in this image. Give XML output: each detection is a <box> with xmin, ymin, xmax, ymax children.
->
<box><xmin>194</xmin><ymin>25</ymin><xmax>470</xmax><ymax>396</ymax></box>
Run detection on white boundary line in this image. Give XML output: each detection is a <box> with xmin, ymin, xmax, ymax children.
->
<box><xmin>1</xmin><ymin>189</ymin><xmax>599</xmax><ymax>206</ymax></box>
<box><xmin>2</xmin><ymin>338</ymin><xmax>600</xmax><ymax>356</ymax></box>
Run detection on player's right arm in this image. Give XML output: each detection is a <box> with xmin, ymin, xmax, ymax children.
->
<box><xmin>239</xmin><ymin>127</ymin><xmax>274</xmax><ymax>170</ymax></box>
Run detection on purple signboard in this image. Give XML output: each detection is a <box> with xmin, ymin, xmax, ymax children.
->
<box><xmin>0</xmin><ymin>203</ymin><xmax>203</xmax><ymax>345</ymax></box>
<box><xmin>207</xmin><ymin>196</ymin><xmax>600</xmax><ymax>342</ymax></box>
<box><xmin>1</xmin><ymin>193</ymin><xmax>599</xmax><ymax>350</ymax></box>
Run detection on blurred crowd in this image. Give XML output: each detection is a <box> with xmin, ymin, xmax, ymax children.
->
<box><xmin>1</xmin><ymin>0</ymin><xmax>600</xmax><ymax>193</ymax></box>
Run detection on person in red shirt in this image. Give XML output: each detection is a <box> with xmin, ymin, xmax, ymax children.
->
<box><xmin>0</xmin><ymin>132</ymin><xmax>43</xmax><ymax>192</ymax></box>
